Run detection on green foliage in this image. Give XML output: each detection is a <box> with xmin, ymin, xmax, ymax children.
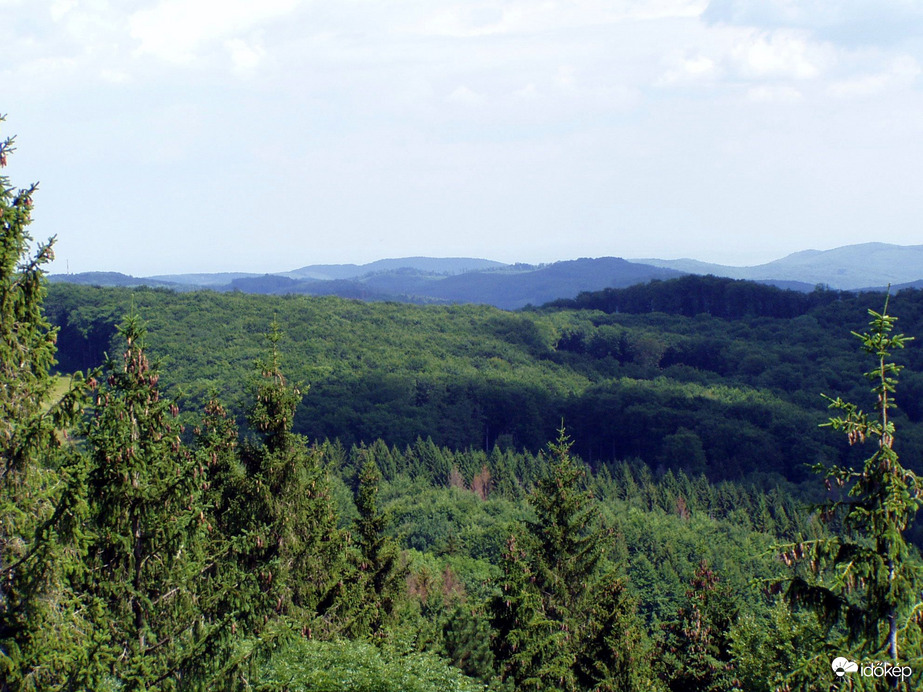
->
<box><xmin>0</xmin><ymin>117</ymin><xmax>95</xmax><ymax>690</ymax></box>
<box><xmin>80</xmin><ymin>315</ymin><xmax>218</xmax><ymax>689</ymax></box>
<box><xmin>730</xmin><ymin>597</ymin><xmax>826</xmax><ymax>692</ymax></box>
<box><xmin>490</xmin><ymin>430</ymin><xmax>656</xmax><ymax>691</ymax></box>
<box><xmin>346</xmin><ymin>457</ymin><xmax>406</xmax><ymax>639</ymax></box>
<box><xmin>233</xmin><ymin>325</ymin><xmax>347</xmax><ymax>638</ymax></box>
<box><xmin>783</xmin><ymin>298</ymin><xmax>923</xmax><ymax>671</ymax></box>
<box><xmin>656</xmin><ymin>562</ymin><xmax>741</xmax><ymax>692</ymax></box>
<box><xmin>258</xmin><ymin>637</ymin><xmax>486</xmax><ymax>692</ymax></box>
<box><xmin>47</xmin><ymin>279</ymin><xmax>923</xmax><ymax>485</ymax></box>
<box><xmin>442</xmin><ymin>603</ymin><xmax>496</xmax><ymax>683</ymax></box>
<box><xmin>549</xmin><ymin>274</ymin><xmax>850</xmax><ymax>320</ymax></box>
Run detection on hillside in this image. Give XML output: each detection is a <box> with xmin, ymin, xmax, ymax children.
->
<box><xmin>637</xmin><ymin>242</ymin><xmax>923</xmax><ymax>290</ymax></box>
<box><xmin>45</xmin><ymin>278</ymin><xmax>923</xmax><ymax>484</ymax></box>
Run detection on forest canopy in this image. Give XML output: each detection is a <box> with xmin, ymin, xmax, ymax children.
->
<box><xmin>4</xmin><ymin>118</ymin><xmax>923</xmax><ymax>690</ymax></box>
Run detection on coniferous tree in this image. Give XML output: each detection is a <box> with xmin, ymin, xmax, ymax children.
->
<box><xmin>656</xmin><ymin>561</ymin><xmax>740</xmax><ymax>692</ymax></box>
<box><xmin>0</xmin><ymin>117</ymin><xmax>94</xmax><ymax>690</ymax></box>
<box><xmin>347</xmin><ymin>456</ymin><xmax>405</xmax><ymax>639</ymax></box>
<box><xmin>576</xmin><ymin>571</ymin><xmax>658</xmax><ymax>692</ymax></box>
<box><xmin>188</xmin><ymin>397</ymin><xmax>253</xmax><ymax>683</ymax></box>
<box><xmin>492</xmin><ymin>533</ymin><xmax>562</xmax><ymax>689</ymax></box>
<box><xmin>81</xmin><ymin>314</ymin><xmax>214</xmax><ymax>689</ymax></box>
<box><xmin>782</xmin><ymin>299</ymin><xmax>923</xmax><ymax>672</ymax></box>
<box><xmin>237</xmin><ymin>324</ymin><xmax>346</xmax><ymax>638</ymax></box>
<box><xmin>442</xmin><ymin>603</ymin><xmax>496</xmax><ymax>683</ymax></box>
<box><xmin>491</xmin><ymin>429</ymin><xmax>655</xmax><ymax>691</ymax></box>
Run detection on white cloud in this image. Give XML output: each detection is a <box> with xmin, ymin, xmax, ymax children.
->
<box><xmin>747</xmin><ymin>84</ymin><xmax>802</xmax><ymax>102</ymax></box>
<box><xmin>658</xmin><ymin>53</ymin><xmax>718</xmax><ymax>85</ymax></box>
<box><xmin>405</xmin><ymin>0</ymin><xmax>708</xmax><ymax>38</ymax></box>
<box><xmin>828</xmin><ymin>55</ymin><xmax>920</xmax><ymax>97</ymax></box>
<box><xmin>129</xmin><ymin>0</ymin><xmax>300</xmax><ymax>63</ymax></box>
<box><xmin>49</xmin><ymin>0</ymin><xmax>77</xmax><ymax>22</ymax></box>
<box><xmin>446</xmin><ymin>85</ymin><xmax>487</xmax><ymax>106</ymax></box>
<box><xmin>99</xmin><ymin>68</ymin><xmax>131</xmax><ymax>84</ymax></box>
<box><xmin>704</xmin><ymin>0</ymin><xmax>923</xmax><ymax>48</ymax></box>
<box><xmin>226</xmin><ymin>37</ymin><xmax>265</xmax><ymax>76</ymax></box>
<box><xmin>731</xmin><ymin>29</ymin><xmax>833</xmax><ymax>80</ymax></box>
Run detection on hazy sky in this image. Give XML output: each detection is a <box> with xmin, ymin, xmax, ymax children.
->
<box><xmin>4</xmin><ymin>0</ymin><xmax>923</xmax><ymax>275</ymax></box>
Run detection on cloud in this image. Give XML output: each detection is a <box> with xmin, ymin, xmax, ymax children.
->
<box><xmin>703</xmin><ymin>0</ymin><xmax>923</xmax><ymax>47</ymax></box>
<box><xmin>658</xmin><ymin>53</ymin><xmax>719</xmax><ymax>85</ymax></box>
<box><xmin>828</xmin><ymin>55</ymin><xmax>920</xmax><ymax>97</ymax></box>
<box><xmin>731</xmin><ymin>29</ymin><xmax>833</xmax><ymax>80</ymax></box>
<box><xmin>129</xmin><ymin>0</ymin><xmax>300</xmax><ymax>63</ymax></box>
<box><xmin>747</xmin><ymin>84</ymin><xmax>802</xmax><ymax>102</ymax></box>
<box><xmin>405</xmin><ymin>0</ymin><xmax>708</xmax><ymax>38</ymax></box>
<box><xmin>226</xmin><ymin>37</ymin><xmax>265</xmax><ymax>76</ymax></box>
<box><xmin>445</xmin><ymin>85</ymin><xmax>487</xmax><ymax>106</ymax></box>
<box><xmin>49</xmin><ymin>0</ymin><xmax>76</xmax><ymax>22</ymax></box>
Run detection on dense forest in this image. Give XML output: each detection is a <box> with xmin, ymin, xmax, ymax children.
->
<box><xmin>3</xmin><ymin>120</ymin><xmax>923</xmax><ymax>690</ymax></box>
<box><xmin>44</xmin><ymin>276</ymin><xmax>923</xmax><ymax>484</ymax></box>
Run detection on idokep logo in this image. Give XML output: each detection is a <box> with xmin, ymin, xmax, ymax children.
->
<box><xmin>831</xmin><ymin>657</ymin><xmax>858</xmax><ymax>677</ymax></box>
<box><xmin>831</xmin><ymin>657</ymin><xmax>913</xmax><ymax>682</ymax></box>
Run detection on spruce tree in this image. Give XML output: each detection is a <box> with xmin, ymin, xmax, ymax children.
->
<box><xmin>492</xmin><ymin>533</ymin><xmax>562</xmax><ymax>689</ymax></box>
<box><xmin>348</xmin><ymin>456</ymin><xmax>404</xmax><ymax>639</ymax></box>
<box><xmin>577</xmin><ymin>571</ymin><xmax>658</xmax><ymax>692</ymax></box>
<box><xmin>0</xmin><ymin>117</ymin><xmax>94</xmax><ymax>690</ymax></box>
<box><xmin>237</xmin><ymin>324</ymin><xmax>346</xmax><ymax>638</ymax></box>
<box><xmin>81</xmin><ymin>315</ymin><xmax>214</xmax><ymax>689</ymax></box>
<box><xmin>490</xmin><ymin>429</ymin><xmax>654</xmax><ymax>691</ymax></box>
<box><xmin>442</xmin><ymin>603</ymin><xmax>496</xmax><ymax>683</ymax></box>
<box><xmin>656</xmin><ymin>561</ymin><xmax>740</xmax><ymax>692</ymax></box>
<box><xmin>188</xmin><ymin>397</ymin><xmax>254</xmax><ymax>684</ymax></box>
<box><xmin>783</xmin><ymin>298</ymin><xmax>923</xmax><ymax>675</ymax></box>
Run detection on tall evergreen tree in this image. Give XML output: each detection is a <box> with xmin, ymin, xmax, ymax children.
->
<box><xmin>80</xmin><ymin>315</ymin><xmax>214</xmax><ymax>689</ymax></box>
<box><xmin>492</xmin><ymin>533</ymin><xmax>563</xmax><ymax>689</ymax></box>
<box><xmin>187</xmin><ymin>397</ymin><xmax>255</xmax><ymax>684</ymax></box>
<box><xmin>783</xmin><ymin>298</ymin><xmax>923</xmax><ymax>673</ymax></box>
<box><xmin>237</xmin><ymin>324</ymin><xmax>346</xmax><ymax>638</ymax></box>
<box><xmin>491</xmin><ymin>429</ymin><xmax>655</xmax><ymax>691</ymax></box>
<box><xmin>577</xmin><ymin>571</ymin><xmax>658</xmax><ymax>692</ymax></box>
<box><xmin>0</xmin><ymin>117</ymin><xmax>94</xmax><ymax>690</ymax></box>
<box><xmin>442</xmin><ymin>603</ymin><xmax>496</xmax><ymax>683</ymax></box>
<box><xmin>347</xmin><ymin>456</ymin><xmax>405</xmax><ymax>639</ymax></box>
<box><xmin>656</xmin><ymin>561</ymin><xmax>740</xmax><ymax>692</ymax></box>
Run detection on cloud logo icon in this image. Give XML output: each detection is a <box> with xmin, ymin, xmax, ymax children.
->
<box><xmin>831</xmin><ymin>657</ymin><xmax>859</xmax><ymax>677</ymax></box>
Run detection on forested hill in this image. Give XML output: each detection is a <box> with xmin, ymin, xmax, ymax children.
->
<box><xmin>45</xmin><ymin>277</ymin><xmax>923</xmax><ymax>484</ymax></box>
<box><xmin>546</xmin><ymin>273</ymin><xmax>857</xmax><ymax>319</ymax></box>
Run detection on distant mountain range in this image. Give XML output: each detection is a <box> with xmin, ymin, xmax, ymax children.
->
<box><xmin>47</xmin><ymin>243</ymin><xmax>923</xmax><ymax>309</ymax></box>
<box><xmin>637</xmin><ymin>243</ymin><xmax>923</xmax><ymax>291</ymax></box>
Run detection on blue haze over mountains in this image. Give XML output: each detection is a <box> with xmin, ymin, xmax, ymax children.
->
<box><xmin>47</xmin><ymin>243</ymin><xmax>923</xmax><ymax>310</ymax></box>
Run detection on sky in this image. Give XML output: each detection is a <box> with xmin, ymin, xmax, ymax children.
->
<box><xmin>3</xmin><ymin>0</ymin><xmax>923</xmax><ymax>276</ymax></box>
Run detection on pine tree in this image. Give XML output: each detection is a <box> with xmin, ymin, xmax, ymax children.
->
<box><xmin>490</xmin><ymin>428</ymin><xmax>654</xmax><ymax>691</ymax></box>
<box><xmin>782</xmin><ymin>297</ymin><xmax>923</xmax><ymax>673</ymax></box>
<box><xmin>442</xmin><ymin>603</ymin><xmax>496</xmax><ymax>683</ymax></box>
<box><xmin>0</xmin><ymin>116</ymin><xmax>95</xmax><ymax>690</ymax></box>
<box><xmin>237</xmin><ymin>324</ymin><xmax>346</xmax><ymax>638</ymax></box>
<box><xmin>491</xmin><ymin>533</ymin><xmax>564</xmax><ymax>689</ymax></box>
<box><xmin>656</xmin><ymin>561</ymin><xmax>740</xmax><ymax>692</ymax></box>
<box><xmin>80</xmin><ymin>315</ymin><xmax>214</xmax><ymax>689</ymax></box>
<box><xmin>347</xmin><ymin>456</ymin><xmax>404</xmax><ymax>639</ymax></box>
